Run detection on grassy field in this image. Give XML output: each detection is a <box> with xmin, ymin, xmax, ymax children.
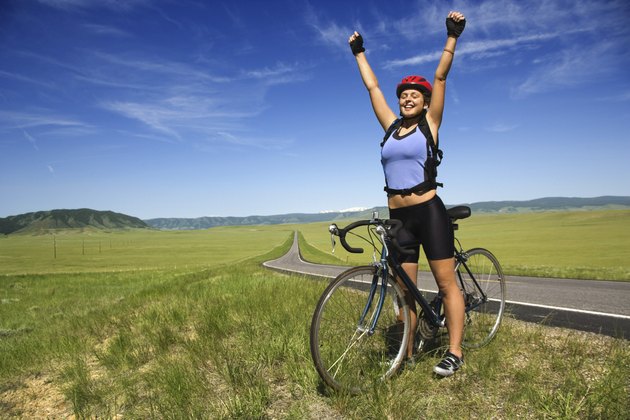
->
<box><xmin>299</xmin><ymin>209</ymin><xmax>630</xmax><ymax>281</ymax></box>
<box><xmin>0</xmin><ymin>211</ymin><xmax>629</xmax><ymax>417</ymax></box>
<box><xmin>0</xmin><ymin>225</ymin><xmax>294</xmax><ymax>275</ymax></box>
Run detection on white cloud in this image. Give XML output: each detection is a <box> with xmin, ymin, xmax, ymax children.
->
<box><xmin>81</xmin><ymin>23</ymin><xmax>130</xmax><ymax>37</ymax></box>
<box><xmin>101</xmin><ymin>101</ymin><xmax>183</xmax><ymax>140</ymax></box>
<box><xmin>0</xmin><ymin>70</ymin><xmax>56</xmax><ymax>89</ymax></box>
<box><xmin>37</xmin><ymin>0</ymin><xmax>149</xmax><ymax>12</ymax></box>
<box><xmin>0</xmin><ymin>110</ymin><xmax>91</xmax><ymax>131</ymax></box>
<box><xmin>385</xmin><ymin>32</ymin><xmax>561</xmax><ymax>68</ymax></box>
<box><xmin>512</xmin><ymin>41</ymin><xmax>616</xmax><ymax>98</ymax></box>
<box><xmin>88</xmin><ymin>51</ymin><xmax>232</xmax><ymax>84</ymax></box>
<box><xmin>244</xmin><ymin>62</ymin><xmax>310</xmax><ymax>86</ymax></box>
<box><xmin>23</xmin><ymin>130</ymin><xmax>39</xmax><ymax>151</ymax></box>
<box><xmin>597</xmin><ymin>90</ymin><xmax>630</xmax><ymax>102</ymax></box>
<box><xmin>213</xmin><ymin>131</ymin><xmax>293</xmax><ymax>150</ymax></box>
<box><xmin>303</xmin><ymin>2</ymin><xmax>352</xmax><ymax>52</ymax></box>
<box><xmin>485</xmin><ymin>122</ymin><xmax>519</xmax><ymax>133</ymax></box>
<box><xmin>86</xmin><ymin>51</ymin><xmax>307</xmax><ymax>145</ymax></box>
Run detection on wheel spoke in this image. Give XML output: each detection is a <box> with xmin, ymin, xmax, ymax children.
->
<box><xmin>457</xmin><ymin>248</ymin><xmax>506</xmax><ymax>348</ymax></box>
<box><xmin>310</xmin><ymin>266</ymin><xmax>410</xmax><ymax>393</ymax></box>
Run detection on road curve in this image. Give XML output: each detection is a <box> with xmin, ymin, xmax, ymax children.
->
<box><xmin>264</xmin><ymin>232</ymin><xmax>630</xmax><ymax>339</ymax></box>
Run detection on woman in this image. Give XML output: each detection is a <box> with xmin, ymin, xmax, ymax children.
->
<box><xmin>348</xmin><ymin>11</ymin><xmax>466</xmax><ymax>377</ymax></box>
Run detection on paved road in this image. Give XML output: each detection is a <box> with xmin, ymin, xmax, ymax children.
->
<box><xmin>264</xmin><ymin>232</ymin><xmax>630</xmax><ymax>338</ymax></box>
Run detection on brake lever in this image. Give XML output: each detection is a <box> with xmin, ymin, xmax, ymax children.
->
<box><xmin>375</xmin><ymin>225</ymin><xmax>389</xmax><ymax>259</ymax></box>
<box><xmin>329</xmin><ymin>224</ymin><xmax>338</xmax><ymax>253</ymax></box>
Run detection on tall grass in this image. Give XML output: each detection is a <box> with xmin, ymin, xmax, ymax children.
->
<box><xmin>1</xmin><ymin>230</ymin><xmax>628</xmax><ymax>418</ymax></box>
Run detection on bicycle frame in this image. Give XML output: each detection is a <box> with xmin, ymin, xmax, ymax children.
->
<box><xmin>386</xmin><ymin>241</ymin><xmax>446</xmax><ymax>329</ymax></box>
<box><xmin>357</xmin><ymin>236</ymin><xmax>445</xmax><ymax>335</ymax></box>
<box><xmin>333</xmin><ymin>209</ymin><xmax>490</xmax><ymax>339</ymax></box>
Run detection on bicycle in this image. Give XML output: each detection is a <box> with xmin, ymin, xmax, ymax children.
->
<box><xmin>309</xmin><ymin>206</ymin><xmax>506</xmax><ymax>394</ymax></box>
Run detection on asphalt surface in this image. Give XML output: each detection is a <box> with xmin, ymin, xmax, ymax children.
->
<box><xmin>264</xmin><ymin>232</ymin><xmax>630</xmax><ymax>339</ymax></box>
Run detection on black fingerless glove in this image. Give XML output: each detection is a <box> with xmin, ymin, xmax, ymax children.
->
<box><xmin>350</xmin><ymin>34</ymin><xmax>365</xmax><ymax>55</ymax></box>
<box><xmin>446</xmin><ymin>17</ymin><xmax>466</xmax><ymax>38</ymax></box>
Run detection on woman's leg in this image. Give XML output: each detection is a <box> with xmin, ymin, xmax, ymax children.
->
<box><xmin>399</xmin><ymin>262</ymin><xmax>418</xmax><ymax>358</ymax></box>
<box><xmin>429</xmin><ymin>257</ymin><xmax>464</xmax><ymax>358</ymax></box>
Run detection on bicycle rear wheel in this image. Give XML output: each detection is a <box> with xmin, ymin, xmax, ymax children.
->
<box><xmin>457</xmin><ymin>248</ymin><xmax>506</xmax><ymax>348</ymax></box>
<box><xmin>310</xmin><ymin>266</ymin><xmax>410</xmax><ymax>394</ymax></box>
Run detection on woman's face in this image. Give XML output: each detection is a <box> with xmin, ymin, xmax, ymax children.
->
<box><xmin>398</xmin><ymin>89</ymin><xmax>425</xmax><ymax>118</ymax></box>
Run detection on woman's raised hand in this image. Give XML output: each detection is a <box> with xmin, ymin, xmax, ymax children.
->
<box><xmin>446</xmin><ymin>11</ymin><xmax>466</xmax><ymax>38</ymax></box>
<box><xmin>348</xmin><ymin>31</ymin><xmax>365</xmax><ymax>55</ymax></box>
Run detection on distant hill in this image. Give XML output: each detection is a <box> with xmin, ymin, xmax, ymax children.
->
<box><xmin>465</xmin><ymin>196</ymin><xmax>630</xmax><ymax>213</ymax></box>
<box><xmin>144</xmin><ymin>196</ymin><xmax>630</xmax><ymax>230</ymax></box>
<box><xmin>4</xmin><ymin>197</ymin><xmax>627</xmax><ymax>234</ymax></box>
<box><xmin>144</xmin><ymin>210</ymin><xmax>369</xmax><ymax>230</ymax></box>
<box><xmin>0</xmin><ymin>209</ymin><xmax>149</xmax><ymax>235</ymax></box>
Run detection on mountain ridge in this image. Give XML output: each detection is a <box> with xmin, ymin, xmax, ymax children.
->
<box><xmin>145</xmin><ymin>195</ymin><xmax>630</xmax><ymax>230</ymax></box>
<box><xmin>0</xmin><ymin>209</ymin><xmax>149</xmax><ymax>235</ymax></box>
<box><xmin>2</xmin><ymin>196</ymin><xmax>628</xmax><ymax>234</ymax></box>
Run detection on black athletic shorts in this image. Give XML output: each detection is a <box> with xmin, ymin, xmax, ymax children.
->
<box><xmin>388</xmin><ymin>195</ymin><xmax>454</xmax><ymax>263</ymax></box>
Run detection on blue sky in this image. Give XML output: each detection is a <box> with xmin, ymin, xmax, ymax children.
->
<box><xmin>1</xmin><ymin>0</ymin><xmax>629</xmax><ymax>219</ymax></box>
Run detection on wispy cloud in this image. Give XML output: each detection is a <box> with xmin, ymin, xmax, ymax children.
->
<box><xmin>307</xmin><ymin>0</ymin><xmax>628</xmax><ymax>101</ymax></box>
<box><xmin>385</xmin><ymin>32</ymin><xmax>563</xmax><ymax>68</ymax></box>
<box><xmin>81</xmin><ymin>23</ymin><xmax>130</xmax><ymax>37</ymax></box>
<box><xmin>485</xmin><ymin>122</ymin><xmax>519</xmax><ymax>133</ymax></box>
<box><xmin>512</xmin><ymin>41</ymin><xmax>617</xmax><ymax>98</ymax></box>
<box><xmin>88</xmin><ymin>51</ymin><xmax>232</xmax><ymax>84</ymax></box>
<box><xmin>0</xmin><ymin>70</ymin><xmax>57</xmax><ymax>89</ymax></box>
<box><xmin>37</xmin><ymin>0</ymin><xmax>149</xmax><ymax>12</ymax></box>
<box><xmin>244</xmin><ymin>62</ymin><xmax>311</xmax><ymax>86</ymax></box>
<box><xmin>246</xmin><ymin>63</ymin><xmax>296</xmax><ymax>79</ymax></box>
<box><xmin>213</xmin><ymin>131</ymin><xmax>293</xmax><ymax>151</ymax></box>
<box><xmin>102</xmin><ymin>100</ymin><xmax>185</xmax><ymax>141</ymax></box>
<box><xmin>23</xmin><ymin>130</ymin><xmax>39</xmax><ymax>151</ymax></box>
<box><xmin>101</xmin><ymin>89</ymin><xmax>268</xmax><ymax>143</ymax></box>
<box><xmin>597</xmin><ymin>90</ymin><xmax>630</xmax><ymax>103</ymax></box>
<box><xmin>0</xmin><ymin>110</ymin><xmax>91</xmax><ymax>131</ymax></box>
<box><xmin>459</xmin><ymin>0</ymin><xmax>626</xmax><ymax>38</ymax></box>
<box><xmin>303</xmin><ymin>2</ymin><xmax>352</xmax><ymax>52</ymax></box>
<box><xmin>88</xmin><ymin>51</ymin><xmax>307</xmax><ymax>146</ymax></box>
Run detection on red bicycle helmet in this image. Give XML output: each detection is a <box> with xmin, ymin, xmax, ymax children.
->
<box><xmin>396</xmin><ymin>75</ymin><xmax>432</xmax><ymax>98</ymax></box>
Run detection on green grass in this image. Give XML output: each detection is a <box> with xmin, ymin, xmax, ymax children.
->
<box><xmin>0</xmin><ymin>226</ymin><xmax>294</xmax><ymax>275</ymax></box>
<box><xmin>0</xmin><ymin>213</ymin><xmax>629</xmax><ymax>417</ymax></box>
<box><xmin>1</xmin><ymin>256</ymin><xmax>628</xmax><ymax>417</ymax></box>
<box><xmin>299</xmin><ymin>210</ymin><xmax>630</xmax><ymax>280</ymax></box>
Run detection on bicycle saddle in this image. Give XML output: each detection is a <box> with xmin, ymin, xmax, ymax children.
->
<box><xmin>447</xmin><ymin>206</ymin><xmax>471</xmax><ymax>220</ymax></box>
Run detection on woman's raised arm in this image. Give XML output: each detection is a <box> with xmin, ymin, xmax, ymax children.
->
<box><xmin>428</xmin><ymin>11</ymin><xmax>466</xmax><ymax>129</ymax></box>
<box><xmin>349</xmin><ymin>32</ymin><xmax>397</xmax><ymax>131</ymax></box>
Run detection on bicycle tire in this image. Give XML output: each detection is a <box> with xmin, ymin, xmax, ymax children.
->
<box><xmin>310</xmin><ymin>266</ymin><xmax>410</xmax><ymax>394</ymax></box>
<box><xmin>457</xmin><ymin>248</ymin><xmax>506</xmax><ymax>348</ymax></box>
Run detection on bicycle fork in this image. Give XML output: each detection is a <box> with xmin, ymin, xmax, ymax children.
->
<box><xmin>357</xmin><ymin>263</ymin><xmax>388</xmax><ymax>335</ymax></box>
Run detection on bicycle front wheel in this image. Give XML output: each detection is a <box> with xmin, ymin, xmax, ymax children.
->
<box><xmin>457</xmin><ymin>248</ymin><xmax>506</xmax><ymax>348</ymax></box>
<box><xmin>310</xmin><ymin>266</ymin><xmax>410</xmax><ymax>394</ymax></box>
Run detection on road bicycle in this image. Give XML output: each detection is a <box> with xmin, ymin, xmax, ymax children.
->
<box><xmin>309</xmin><ymin>206</ymin><xmax>506</xmax><ymax>393</ymax></box>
